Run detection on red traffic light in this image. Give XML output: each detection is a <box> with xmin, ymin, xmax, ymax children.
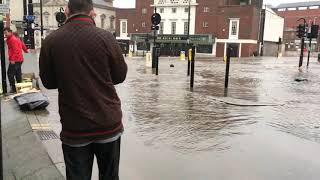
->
<box><xmin>151</xmin><ymin>13</ymin><xmax>161</xmax><ymax>25</ymax></box>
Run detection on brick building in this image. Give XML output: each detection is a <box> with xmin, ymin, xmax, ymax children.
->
<box><xmin>116</xmin><ymin>0</ymin><xmax>266</xmax><ymax>57</ymax></box>
<box><xmin>275</xmin><ymin>1</ymin><xmax>320</xmax><ymax>52</ymax></box>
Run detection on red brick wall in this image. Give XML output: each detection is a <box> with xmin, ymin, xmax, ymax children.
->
<box><xmin>135</xmin><ymin>0</ymin><xmax>154</xmax><ymax>33</ymax></box>
<box><xmin>216</xmin><ymin>6</ymin><xmax>260</xmax><ymax>40</ymax></box>
<box><xmin>216</xmin><ymin>43</ymin><xmax>225</xmax><ymax>57</ymax></box>
<box><xmin>115</xmin><ymin>8</ymin><xmax>136</xmax><ymax>37</ymax></box>
<box><xmin>196</xmin><ymin>2</ymin><xmax>260</xmax><ymax>41</ymax></box>
<box><xmin>195</xmin><ymin>0</ymin><xmax>224</xmax><ymax>36</ymax></box>
<box><xmin>241</xmin><ymin>43</ymin><xmax>257</xmax><ymax>57</ymax></box>
<box><xmin>116</xmin><ymin>0</ymin><xmax>154</xmax><ymax>36</ymax></box>
<box><xmin>276</xmin><ymin>9</ymin><xmax>320</xmax><ymax>30</ymax></box>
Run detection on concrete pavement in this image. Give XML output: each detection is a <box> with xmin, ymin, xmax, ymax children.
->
<box><xmin>1</xmin><ymin>98</ymin><xmax>64</xmax><ymax>180</ymax></box>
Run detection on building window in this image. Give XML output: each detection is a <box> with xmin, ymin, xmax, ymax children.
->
<box><xmin>142</xmin><ymin>8</ymin><xmax>147</xmax><ymax>15</ymax></box>
<box><xmin>229</xmin><ymin>19</ymin><xmax>239</xmax><ymax>39</ymax></box>
<box><xmin>160</xmin><ymin>8</ymin><xmax>164</xmax><ymax>13</ymax></box>
<box><xmin>171</xmin><ymin>22</ymin><xmax>176</xmax><ymax>34</ymax></box>
<box><xmin>110</xmin><ymin>16</ymin><xmax>115</xmax><ymax>30</ymax></box>
<box><xmin>184</xmin><ymin>22</ymin><xmax>188</xmax><ymax>35</ymax></box>
<box><xmin>142</xmin><ymin>22</ymin><xmax>146</xmax><ymax>28</ymax></box>
<box><xmin>44</xmin><ymin>15</ymin><xmax>49</xmax><ymax>27</ymax></box>
<box><xmin>298</xmin><ymin>7</ymin><xmax>307</xmax><ymax>10</ymax></box>
<box><xmin>287</xmin><ymin>8</ymin><xmax>296</xmax><ymax>11</ymax></box>
<box><xmin>185</xmin><ymin>8</ymin><xmax>189</xmax><ymax>13</ymax></box>
<box><xmin>159</xmin><ymin>22</ymin><xmax>164</xmax><ymax>34</ymax></box>
<box><xmin>100</xmin><ymin>14</ymin><xmax>106</xmax><ymax>29</ymax></box>
<box><xmin>309</xmin><ymin>6</ymin><xmax>319</xmax><ymax>9</ymax></box>
<box><xmin>172</xmin><ymin>8</ymin><xmax>177</xmax><ymax>13</ymax></box>
<box><xmin>121</xmin><ymin>21</ymin><xmax>127</xmax><ymax>34</ymax></box>
<box><xmin>204</xmin><ymin>7</ymin><xmax>210</xmax><ymax>12</ymax></box>
<box><xmin>203</xmin><ymin>21</ymin><xmax>208</xmax><ymax>28</ymax></box>
<box><xmin>277</xmin><ymin>8</ymin><xmax>286</xmax><ymax>11</ymax></box>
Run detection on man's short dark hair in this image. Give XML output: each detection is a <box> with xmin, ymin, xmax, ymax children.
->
<box><xmin>68</xmin><ymin>0</ymin><xmax>94</xmax><ymax>14</ymax></box>
<box><xmin>3</xmin><ymin>27</ymin><xmax>12</xmax><ymax>32</ymax></box>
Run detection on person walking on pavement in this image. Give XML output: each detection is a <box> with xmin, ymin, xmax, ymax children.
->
<box><xmin>39</xmin><ymin>0</ymin><xmax>127</xmax><ymax>180</ymax></box>
<box><xmin>4</xmin><ymin>28</ymin><xmax>28</xmax><ymax>93</ymax></box>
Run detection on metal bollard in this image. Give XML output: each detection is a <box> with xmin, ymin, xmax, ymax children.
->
<box><xmin>225</xmin><ymin>47</ymin><xmax>232</xmax><ymax>89</ymax></box>
<box><xmin>190</xmin><ymin>46</ymin><xmax>196</xmax><ymax>88</ymax></box>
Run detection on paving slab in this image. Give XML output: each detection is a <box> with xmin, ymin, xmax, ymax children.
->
<box><xmin>1</xmin><ymin>98</ymin><xmax>64</xmax><ymax>180</ymax></box>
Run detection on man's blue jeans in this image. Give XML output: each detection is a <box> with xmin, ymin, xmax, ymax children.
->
<box><xmin>62</xmin><ymin>138</ymin><xmax>121</xmax><ymax>180</ymax></box>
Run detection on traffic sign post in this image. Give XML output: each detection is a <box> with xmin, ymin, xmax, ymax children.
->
<box><xmin>0</xmin><ymin>15</ymin><xmax>7</xmax><ymax>94</ymax></box>
<box><xmin>0</xmin><ymin>14</ymin><xmax>6</xmax><ymax>180</ymax></box>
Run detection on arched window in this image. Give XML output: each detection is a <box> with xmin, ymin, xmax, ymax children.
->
<box><xmin>34</xmin><ymin>11</ymin><xmax>40</xmax><ymax>24</ymax></box>
<box><xmin>100</xmin><ymin>14</ymin><xmax>106</xmax><ymax>29</ymax></box>
<box><xmin>43</xmin><ymin>12</ymin><xmax>50</xmax><ymax>27</ymax></box>
<box><xmin>109</xmin><ymin>16</ymin><xmax>115</xmax><ymax>30</ymax></box>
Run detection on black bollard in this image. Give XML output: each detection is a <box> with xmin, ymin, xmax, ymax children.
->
<box><xmin>152</xmin><ymin>47</ymin><xmax>157</xmax><ymax>69</ymax></box>
<box><xmin>0</xmin><ymin>16</ymin><xmax>7</xmax><ymax>94</ymax></box>
<box><xmin>190</xmin><ymin>46</ymin><xmax>196</xmax><ymax>88</ymax></box>
<box><xmin>225</xmin><ymin>47</ymin><xmax>232</xmax><ymax>89</ymax></box>
<box><xmin>156</xmin><ymin>47</ymin><xmax>160</xmax><ymax>76</ymax></box>
<box><xmin>187</xmin><ymin>48</ymin><xmax>191</xmax><ymax>76</ymax></box>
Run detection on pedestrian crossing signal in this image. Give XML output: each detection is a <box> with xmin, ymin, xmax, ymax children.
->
<box><xmin>151</xmin><ymin>25</ymin><xmax>159</xmax><ymax>31</ymax></box>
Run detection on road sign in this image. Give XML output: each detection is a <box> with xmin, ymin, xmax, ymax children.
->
<box><xmin>11</xmin><ymin>20</ymin><xmax>24</xmax><ymax>25</ymax></box>
<box><xmin>0</xmin><ymin>4</ymin><xmax>9</xmax><ymax>14</ymax></box>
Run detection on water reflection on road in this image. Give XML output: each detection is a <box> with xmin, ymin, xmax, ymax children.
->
<box><xmin>116</xmin><ymin>57</ymin><xmax>320</xmax><ymax>180</ymax></box>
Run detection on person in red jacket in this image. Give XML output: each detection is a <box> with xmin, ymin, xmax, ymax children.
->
<box><xmin>4</xmin><ymin>27</ymin><xmax>28</xmax><ymax>93</ymax></box>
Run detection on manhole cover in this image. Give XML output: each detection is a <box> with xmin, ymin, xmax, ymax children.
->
<box><xmin>37</xmin><ymin>131</ymin><xmax>59</xmax><ymax>141</ymax></box>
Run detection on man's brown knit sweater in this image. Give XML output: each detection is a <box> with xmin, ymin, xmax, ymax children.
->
<box><xmin>39</xmin><ymin>14</ymin><xmax>127</xmax><ymax>145</ymax></box>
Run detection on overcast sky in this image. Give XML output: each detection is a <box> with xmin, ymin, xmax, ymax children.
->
<box><xmin>113</xmin><ymin>0</ymin><xmax>315</xmax><ymax>8</ymax></box>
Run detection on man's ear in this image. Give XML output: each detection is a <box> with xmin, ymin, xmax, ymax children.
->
<box><xmin>65</xmin><ymin>6</ymin><xmax>70</xmax><ymax>17</ymax></box>
<box><xmin>89</xmin><ymin>9</ymin><xmax>97</xmax><ymax>19</ymax></box>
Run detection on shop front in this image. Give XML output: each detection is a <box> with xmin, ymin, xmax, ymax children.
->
<box><xmin>131</xmin><ymin>34</ymin><xmax>215</xmax><ymax>56</ymax></box>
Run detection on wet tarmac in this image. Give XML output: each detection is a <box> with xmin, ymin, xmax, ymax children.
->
<box><xmin>19</xmin><ymin>55</ymin><xmax>320</xmax><ymax>179</ymax></box>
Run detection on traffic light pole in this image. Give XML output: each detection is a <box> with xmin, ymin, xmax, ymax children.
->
<box><xmin>307</xmin><ymin>36</ymin><xmax>312</xmax><ymax>68</ymax></box>
<box><xmin>297</xmin><ymin>18</ymin><xmax>306</xmax><ymax>68</ymax></box>
<box><xmin>299</xmin><ymin>37</ymin><xmax>305</xmax><ymax>68</ymax></box>
<box><xmin>307</xmin><ymin>22</ymin><xmax>314</xmax><ymax>68</ymax></box>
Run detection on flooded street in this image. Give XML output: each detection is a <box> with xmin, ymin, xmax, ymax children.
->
<box><xmin>21</xmin><ymin>55</ymin><xmax>320</xmax><ymax>180</ymax></box>
<box><xmin>116</xmin><ymin>57</ymin><xmax>320</xmax><ymax>180</ymax></box>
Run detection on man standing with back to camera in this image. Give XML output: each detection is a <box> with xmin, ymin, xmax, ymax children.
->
<box><xmin>39</xmin><ymin>0</ymin><xmax>127</xmax><ymax>179</ymax></box>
